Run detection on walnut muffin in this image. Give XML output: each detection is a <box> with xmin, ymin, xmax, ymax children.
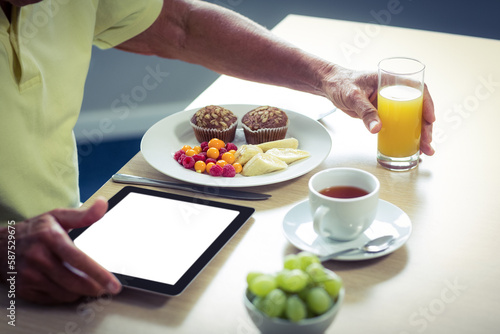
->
<box><xmin>190</xmin><ymin>105</ymin><xmax>238</xmax><ymax>143</ymax></box>
<box><xmin>241</xmin><ymin>106</ymin><xmax>289</xmax><ymax>144</ymax></box>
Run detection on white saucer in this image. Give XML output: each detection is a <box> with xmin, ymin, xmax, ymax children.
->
<box><xmin>282</xmin><ymin>199</ymin><xmax>412</xmax><ymax>261</ymax></box>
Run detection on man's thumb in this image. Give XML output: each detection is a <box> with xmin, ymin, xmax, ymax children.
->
<box><xmin>51</xmin><ymin>196</ymin><xmax>108</xmax><ymax>231</ymax></box>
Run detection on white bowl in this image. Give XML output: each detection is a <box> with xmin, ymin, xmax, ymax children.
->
<box><xmin>243</xmin><ymin>271</ymin><xmax>345</xmax><ymax>334</ymax></box>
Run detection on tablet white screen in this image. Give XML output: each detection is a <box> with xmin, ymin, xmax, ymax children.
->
<box><xmin>74</xmin><ymin>192</ymin><xmax>239</xmax><ymax>285</ymax></box>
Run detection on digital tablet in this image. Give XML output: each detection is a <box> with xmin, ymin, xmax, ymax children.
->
<box><xmin>69</xmin><ymin>186</ymin><xmax>255</xmax><ymax>296</ymax></box>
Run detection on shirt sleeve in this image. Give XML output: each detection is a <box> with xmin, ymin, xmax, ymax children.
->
<box><xmin>93</xmin><ymin>0</ymin><xmax>163</xmax><ymax>49</ymax></box>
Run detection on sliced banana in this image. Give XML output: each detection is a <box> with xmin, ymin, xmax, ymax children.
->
<box><xmin>256</xmin><ymin>138</ymin><xmax>299</xmax><ymax>152</ymax></box>
<box><xmin>241</xmin><ymin>153</ymin><xmax>288</xmax><ymax>176</ymax></box>
<box><xmin>265</xmin><ymin>148</ymin><xmax>311</xmax><ymax>164</ymax></box>
<box><xmin>234</xmin><ymin>145</ymin><xmax>263</xmax><ymax>165</ymax></box>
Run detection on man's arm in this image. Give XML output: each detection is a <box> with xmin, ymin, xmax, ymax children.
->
<box><xmin>116</xmin><ymin>0</ymin><xmax>328</xmax><ymax>96</ymax></box>
<box><xmin>116</xmin><ymin>0</ymin><xmax>435</xmax><ymax>155</ymax></box>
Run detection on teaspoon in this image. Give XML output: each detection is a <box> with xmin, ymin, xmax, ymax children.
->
<box><xmin>319</xmin><ymin>235</ymin><xmax>396</xmax><ymax>261</ymax></box>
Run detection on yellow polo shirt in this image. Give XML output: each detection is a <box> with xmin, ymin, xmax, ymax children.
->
<box><xmin>0</xmin><ymin>0</ymin><xmax>162</xmax><ymax>223</ymax></box>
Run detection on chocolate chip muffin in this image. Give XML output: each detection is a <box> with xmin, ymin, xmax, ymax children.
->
<box><xmin>241</xmin><ymin>106</ymin><xmax>289</xmax><ymax>144</ymax></box>
<box><xmin>190</xmin><ymin>105</ymin><xmax>238</xmax><ymax>143</ymax></box>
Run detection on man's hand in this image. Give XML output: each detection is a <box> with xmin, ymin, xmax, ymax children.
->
<box><xmin>0</xmin><ymin>197</ymin><xmax>121</xmax><ymax>304</ymax></box>
<box><xmin>321</xmin><ymin>65</ymin><xmax>435</xmax><ymax>156</ymax></box>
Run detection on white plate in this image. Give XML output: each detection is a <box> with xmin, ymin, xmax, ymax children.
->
<box><xmin>283</xmin><ymin>199</ymin><xmax>412</xmax><ymax>261</ymax></box>
<box><xmin>141</xmin><ymin>104</ymin><xmax>332</xmax><ymax>187</ymax></box>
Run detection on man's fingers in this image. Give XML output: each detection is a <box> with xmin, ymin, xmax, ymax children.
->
<box><xmin>25</xmin><ymin>240</ymin><xmax>106</xmax><ymax>297</ymax></box>
<box><xmin>422</xmin><ymin>84</ymin><xmax>436</xmax><ymax>124</ymax></box>
<box><xmin>420</xmin><ymin>120</ymin><xmax>435</xmax><ymax>156</ymax></box>
<box><xmin>52</xmin><ymin>197</ymin><xmax>108</xmax><ymax>231</ymax></box>
<box><xmin>41</xmin><ymin>220</ymin><xmax>122</xmax><ymax>295</ymax></box>
<box><xmin>356</xmin><ymin>99</ymin><xmax>381</xmax><ymax>134</ymax></box>
<box><xmin>419</xmin><ymin>84</ymin><xmax>435</xmax><ymax>156</ymax></box>
<box><xmin>18</xmin><ymin>269</ymin><xmax>81</xmax><ymax>304</ymax></box>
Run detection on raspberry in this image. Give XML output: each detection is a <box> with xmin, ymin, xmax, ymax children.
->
<box><xmin>222</xmin><ymin>164</ymin><xmax>236</xmax><ymax>177</ymax></box>
<box><xmin>209</xmin><ymin>164</ymin><xmax>223</xmax><ymax>176</ymax></box>
<box><xmin>226</xmin><ymin>143</ymin><xmax>237</xmax><ymax>151</ymax></box>
<box><xmin>177</xmin><ymin>153</ymin><xmax>186</xmax><ymax>164</ymax></box>
<box><xmin>205</xmin><ymin>158</ymin><xmax>217</xmax><ymax>165</ymax></box>
<box><xmin>217</xmin><ymin>147</ymin><xmax>227</xmax><ymax>160</ymax></box>
<box><xmin>193</xmin><ymin>154</ymin><xmax>206</xmax><ymax>162</ymax></box>
<box><xmin>173</xmin><ymin>150</ymin><xmax>185</xmax><ymax>161</ymax></box>
<box><xmin>200</xmin><ymin>141</ymin><xmax>209</xmax><ymax>150</ymax></box>
<box><xmin>182</xmin><ymin>156</ymin><xmax>195</xmax><ymax>169</ymax></box>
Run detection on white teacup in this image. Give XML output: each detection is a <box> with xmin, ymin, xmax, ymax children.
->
<box><xmin>309</xmin><ymin>168</ymin><xmax>380</xmax><ymax>241</ymax></box>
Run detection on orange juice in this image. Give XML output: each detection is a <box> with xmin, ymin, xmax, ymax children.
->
<box><xmin>377</xmin><ymin>85</ymin><xmax>423</xmax><ymax>157</ymax></box>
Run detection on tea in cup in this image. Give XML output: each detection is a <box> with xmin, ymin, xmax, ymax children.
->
<box><xmin>309</xmin><ymin>168</ymin><xmax>380</xmax><ymax>241</ymax></box>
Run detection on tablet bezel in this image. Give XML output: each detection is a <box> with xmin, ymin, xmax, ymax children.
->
<box><xmin>69</xmin><ymin>186</ymin><xmax>255</xmax><ymax>296</ymax></box>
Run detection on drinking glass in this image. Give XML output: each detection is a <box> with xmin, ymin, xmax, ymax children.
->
<box><xmin>377</xmin><ymin>57</ymin><xmax>425</xmax><ymax>171</ymax></box>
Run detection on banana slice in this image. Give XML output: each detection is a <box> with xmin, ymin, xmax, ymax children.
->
<box><xmin>241</xmin><ymin>153</ymin><xmax>288</xmax><ymax>176</ymax></box>
<box><xmin>256</xmin><ymin>138</ymin><xmax>299</xmax><ymax>152</ymax></box>
<box><xmin>265</xmin><ymin>148</ymin><xmax>311</xmax><ymax>164</ymax></box>
<box><xmin>234</xmin><ymin>145</ymin><xmax>263</xmax><ymax>165</ymax></box>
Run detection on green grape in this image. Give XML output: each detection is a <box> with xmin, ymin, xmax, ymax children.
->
<box><xmin>297</xmin><ymin>251</ymin><xmax>320</xmax><ymax>271</ymax></box>
<box><xmin>252</xmin><ymin>295</ymin><xmax>265</xmax><ymax>311</ymax></box>
<box><xmin>322</xmin><ymin>277</ymin><xmax>343</xmax><ymax>299</ymax></box>
<box><xmin>280</xmin><ymin>269</ymin><xmax>309</xmax><ymax>293</ymax></box>
<box><xmin>249</xmin><ymin>274</ymin><xmax>277</xmax><ymax>297</ymax></box>
<box><xmin>246</xmin><ymin>271</ymin><xmax>263</xmax><ymax>286</ymax></box>
<box><xmin>260</xmin><ymin>289</ymin><xmax>287</xmax><ymax>318</ymax></box>
<box><xmin>297</xmin><ymin>286</ymin><xmax>311</xmax><ymax>302</ymax></box>
<box><xmin>283</xmin><ymin>254</ymin><xmax>301</xmax><ymax>270</ymax></box>
<box><xmin>306</xmin><ymin>262</ymin><xmax>329</xmax><ymax>283</ymax></box>
<box><xmin>286</xmin><ymin>295</ymin><xmax>307</xmax><ymax>322</ymax></box>
<box><xmin>306</xmin><ymin>287</ymin><xmax>333</xmax><ymax>315</ymax></box>
<box><xmin>276</xmin><ymin>269</ymin><xmax>290</xmax><ymax>289</ymax></box>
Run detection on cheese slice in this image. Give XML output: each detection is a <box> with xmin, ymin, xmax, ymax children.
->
<box><xmin>265</xmin><ymin>148</ymin><xmax>311</xmax><ymax>164</ymax></box>
<box><xmin>256</xmin><ymin>138</ymin><xmax>299</xmax><ymax>152</ymax></box>
<box><xmin>241</xmin><ymin>153</ymin><xmax>288</xmax><ymax>176</ymax></box>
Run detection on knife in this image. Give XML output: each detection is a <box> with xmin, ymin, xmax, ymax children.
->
<box><xmin>315</xmin><ymin>107</ymin><xmax>337</xmax><ymax>121</ymax></box>
<box><xmin>111</xmin><ymin>173</ymin><xmax>271</xmax><ymax>201</ymax></box>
